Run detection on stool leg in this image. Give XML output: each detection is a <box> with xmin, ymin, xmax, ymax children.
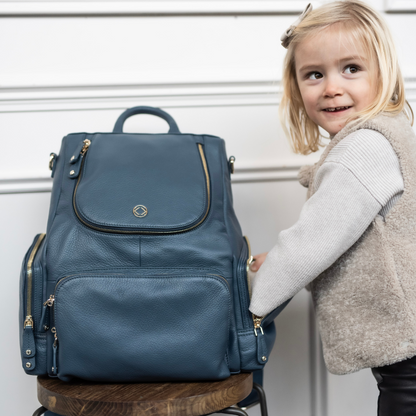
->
<box><xmin>252</xmin><ymin>383</ymin><xmax>268</xmax><ymax>416</ymax></box>
<box><xmin>32</xmin><ymin>406</ymin><xmax>48</xmax><ymax>416</ymax></box>
<box><xmin>214</xmin><ymin>407</ymin><xmax>249</xmax><ymax>416</ymax></box>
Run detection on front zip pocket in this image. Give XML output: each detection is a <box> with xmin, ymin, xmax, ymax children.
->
<box><xmin>71</xmin><ymin>135</ymin><xmax>211</xmax><ymax>234</ymax></box>
<box><xmin>48</xmin><ymin>273</ymin><xmax>231</xmax><ymax>382</ymax></box>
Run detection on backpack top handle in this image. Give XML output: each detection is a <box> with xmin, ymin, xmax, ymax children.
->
<box><xmin>113</xmin><ymin>106</ymin><xmax>181</xmax><ymax>134</ymax></box>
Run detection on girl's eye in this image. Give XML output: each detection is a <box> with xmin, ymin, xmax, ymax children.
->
<box><xmin>308</xmin><ymin>72</ymin><xmax>323</xmax><ymax>80</ymax></box>
<box><xmin>345</xmin><ymin>65</ymin><xmax>359</xmax><ymax>74</ymax></box>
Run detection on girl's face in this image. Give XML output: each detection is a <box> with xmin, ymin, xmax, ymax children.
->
<box><xmin>295</xmin><ymin>24</ymin><xmax>376</xmax><ymax>136</ymax></box>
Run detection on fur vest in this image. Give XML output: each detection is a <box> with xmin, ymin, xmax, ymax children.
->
<box><xmin>299</xmin><ymin>112</ymin><xmax>416</xmax><ymax>374</ymax></box>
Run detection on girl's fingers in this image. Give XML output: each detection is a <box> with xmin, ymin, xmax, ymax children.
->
<box><xmin>250</xmin><ymin>252</ymin><xmax>269</xmax><ymax>271</ymax></box>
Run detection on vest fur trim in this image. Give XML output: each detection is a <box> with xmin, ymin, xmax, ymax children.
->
<box><xmin>303</xmin><ymin>112</ymin><xmax>416</xmax><ymax>374</ymax></box>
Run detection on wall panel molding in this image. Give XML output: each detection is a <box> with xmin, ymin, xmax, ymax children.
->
<box><xmin>0</xmin><ymin>163</ymin><xmax>305</xmax><ymax>194</ymax></box>
<box><xmin>385</xmin><ymin>0</ymin><xmax>416</xmax><ymax>12</ymax></box>
<box><xmin>2</xmin><ymin>78</ymin><xmax>416</xmax><ymax>114</ymax></box>
<box><xmin>2</xmin><ymin>77</ymin><xmax>416</xmax><ymax>193</ymax></box>
<box><xmin>0</xmin><ymin>81</ymin><xmax>280</xmax><ymax>113</ymax></box>
<box><xmin>0</xmin><ymin>1</ymin><xmax>321</xmax><ymax>16</ymax></box>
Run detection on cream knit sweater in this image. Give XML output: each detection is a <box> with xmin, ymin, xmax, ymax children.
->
<box><xmin>249</xmin><ymin>128</ymin><xmax>404</xmax><ymax>317</ymax></box>
<box><xmin>251</xmin><ymin>112</ymin><xmax>416</xmax><ymax>374</ymax></box>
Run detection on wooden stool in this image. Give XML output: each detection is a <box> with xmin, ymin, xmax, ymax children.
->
<box><xmin>32</xmin><ymin>373</ymin><xmax>269</xmax><ymax>416</ymax></box>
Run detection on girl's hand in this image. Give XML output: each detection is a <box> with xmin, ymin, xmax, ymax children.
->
<box><xmin>249</xmin><ymin>252</ymin><xmax>268</xmax><ymax>272</ymax></box>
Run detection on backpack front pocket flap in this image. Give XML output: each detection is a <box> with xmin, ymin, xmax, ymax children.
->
<box><xmin>53</xmin><ymin>274</ymin><xmax>231</xmax><ymax>382</ymax></box>
<box><xmin>73</xmin><ymin>134</ymin><xmax>210</xmax><ymax>233</ymax></box>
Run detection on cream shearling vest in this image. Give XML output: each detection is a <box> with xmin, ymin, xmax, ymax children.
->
<box><xmin>299</xmin><ymin>112</ymin><xmax>416</xmax><ymax>374</ymax></box>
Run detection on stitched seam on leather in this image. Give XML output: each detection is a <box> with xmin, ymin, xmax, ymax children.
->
<box><xmin>49</xmin><ymin>267</ymin><xmax>228</xmax><ymax>282</ymax></box>
<box><xmin>238</xmin><ymin>329</ymin><xmax>258</xmax><ymax>336</ymax></box>
<box><xmin>71</xmin><ymin>206</ymin><xmax>211</xmax><ymax>237</ymax></box>
<box><xmin>139</xmin><ymin>236</ymin><xmax>141</xmax><ymax>267</ymax></box>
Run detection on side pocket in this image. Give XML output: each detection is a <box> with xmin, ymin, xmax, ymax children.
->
<box><xmin>236</xmin><ymin>236</ymin><xmax>290</xmax><ymax>371</ymax></box>
<box><xmin>236</xmin><ymin>236</ymin><xmax>269</xmax><ymax>370</ymax></box>
<box><xmin>19</xmin><ymin>233</ymin><xmax>48</xmax><ymax>375</ymax></box>
<box><xmin>236</xmin><ymin>236</ymin><xmax>251</xmax><ymax>330</ymax></box>
<box><xmin>238</xmin><ymin>321</ymin><xmax>276</xmax><ymax>371</ymax></box>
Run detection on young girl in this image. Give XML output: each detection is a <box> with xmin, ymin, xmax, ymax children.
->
<box><xmin>248</xmin><ymin>1</ymin><xmax>416</xmax><ymax>413</ymax></box>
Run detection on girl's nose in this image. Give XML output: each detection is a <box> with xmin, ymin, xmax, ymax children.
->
<box><xmin>323</xmin><ymin>77</ymin><xmax>343</xmax><ymax>98</ymax></box>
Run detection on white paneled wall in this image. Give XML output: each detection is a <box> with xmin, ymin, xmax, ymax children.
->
<box><xmin>1</xmin><ymin>1</ymin><xmax>415</xmax><ymax>415</ymax></box>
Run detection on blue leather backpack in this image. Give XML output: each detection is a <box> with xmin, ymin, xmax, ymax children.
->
<box><xmin>19</xmin><ymin>106</ymin><xmax>289</xmax><ymax>383</ymax></box>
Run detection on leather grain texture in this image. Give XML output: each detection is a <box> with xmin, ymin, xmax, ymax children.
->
<box><xmin>55</xmin><ymin>274</ymin><xmax>231</xmax><ymax>382</ymax></box>
<box><xmin>19</xmin><ymin>106</ymin><xmax>289</xmax><ymax>382</ymax></box>
<box><xmin>75</xmin><ymin>134</ymin><xmax>208</xmax><ymax>231</ymax></box>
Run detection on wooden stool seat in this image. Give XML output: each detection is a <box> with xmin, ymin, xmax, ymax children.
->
<box><xmin>36</xmin><ymin>373</ymin><xmax>253</xmax><ymax>416</ymax></box>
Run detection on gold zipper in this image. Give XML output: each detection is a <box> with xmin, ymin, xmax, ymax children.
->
<box><xmin>208</xmin><ymin>274</ymin><xmax>230</xmax><ymax>288</ymax></box>
<box><xmin>243</xmin><ymin>236</ymin><xmax>265</xmax><ymax>335</ymax></box>
<box><xmin>43</xmin><ymin>295</ymin><xmax>55</xmax><ymax>307</ymax></box>
<box><xmin>24</xmin><ymin>233</ymin><xmax>46</xmax><ymax>329</ymax></box>
<box><xmin>72</xmin><ymin>142</ymin><xmax>211</xmax><ymax>234</ymax></box>
<box><xmin>80</xmin><ymin>139</ymin><xmax>91</xmax><ymax>155</ymax></box>
<box><xmin>253</xmin><ymin>314</ymin><xmax>264</xmax><ymax>336</ymax></box>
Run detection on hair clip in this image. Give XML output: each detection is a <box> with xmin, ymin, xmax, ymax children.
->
<box><xmin>280</xmin><ymin>3</ymin><xmax>313</xmax><ymax>49</ymax></box>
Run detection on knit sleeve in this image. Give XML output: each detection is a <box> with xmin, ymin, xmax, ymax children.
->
<box><xmin>249</xmin><ymin>129</ymin><xmax>404</xmax><ymax>317</ymax></box>
<box><xmin>322</xmin><ymin>129</ymin><xmax>404</xmax><ymax>210</ymax></box>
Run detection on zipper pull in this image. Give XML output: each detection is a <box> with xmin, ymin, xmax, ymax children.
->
<box><xmin>80</xmin><ymin>139</ymin><xmax>91</xmax><ymax>155</ymax></box>
<box><xmin>256</xmin><ymin>327</ymin><xmax>269</xmax><ymax>365</ymax></box>
<box><xmin>24</xmin><ymin>315</ymin><xmax>34</xmax><ymax>329</ymax></box>
<box><xmin>39</xmin><ymin>296</ymin><xmax>54</xmax><ymax>331</ymax></box>
<box><xmin>69</xmin><ymin>138</ymin><xmax>91</xmax><ymax>164</ymax></box>
<box><xmin>39</xmin><ymin>295</ymin><xmax>54</xmax><ymax>332</ymax></box>
<box><xmin>51</xmin><ymin>327</ymin><xmax>58</xmax><ymax>375</ymax></box>
<box><xmin>22</xmin><ymin>317</ymin><xmax>36</xmax><ymax>371</ymax></box>
<box><xmin>253</xmin><ymin>314</ymin><xmax>264</xmax><ymax>336</ymax></box>
<box><xmin>246</xmin><ymin>255</ymin><xmax>254</xmax><ymax>273</ymax></box>
<box><xmin>68</xmin><ymin>139</ymin><xmax>91</xmax><ymax>179</ymax></box>
<box><xmin>253</xmin><ymin>314</ymin><xmax>268</xmax><ymax>365</ymax></box>
<box><xmin>43</xmin><ymin>295</ymin><xmax>55</xmax><ymax>307</ymax></box>
<box><xmin>244</xmin><ymin>236</ymin><xmax>254</xmax><ymax>273</ymax></box>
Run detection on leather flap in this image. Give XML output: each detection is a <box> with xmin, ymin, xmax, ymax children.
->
<box><xmin>74</xmin><ymin>133</ymin><xmax>209</xmax><ymax>233</ymax></box>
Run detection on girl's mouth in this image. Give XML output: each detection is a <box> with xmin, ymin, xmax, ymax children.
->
<box><xmin>323</xmin><ymin>106</ymin><xmax>352</xmax><ymax>113</ymax></box>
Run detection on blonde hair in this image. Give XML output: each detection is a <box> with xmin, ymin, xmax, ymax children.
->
<box><xmin>279</xmin><ymin>0</ymin><xmax>413</xmax><ymax>155</ymax></box>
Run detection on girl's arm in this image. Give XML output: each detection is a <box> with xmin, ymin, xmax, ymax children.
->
<box><xmin>249</xmin><ymin>129</ymin><xmax>404</xmax><ymax>317</ymax></box>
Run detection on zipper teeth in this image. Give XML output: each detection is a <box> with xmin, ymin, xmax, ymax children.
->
<box><xmin>243</xmin><ymin>236</ymin><xmax>265</xmax><ymax>328</ymax></box>
<box><xmin>25</xmin><ymin>233</ymin><xmax>46</xmax><ymax>323</ymax></box>
<box><xmin>55</xmin><ymin>274</ymin><xmax>76</xmax><ymax>291</ymax></box>
<box><xmin>55</xmin><ymin>272</ymin><xmax>228</xmax><ymax>294</ymax></box>
<box><xmin>51</xmin><ymin>275</ymin><xmax>76</xmax><ymax>341</ymax></box>
<box><xmin>73</xmin><ymin>143</ymin><xmax>211</xmax><ymax>234</ymax></box>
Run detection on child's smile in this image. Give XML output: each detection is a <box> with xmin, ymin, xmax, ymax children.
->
<box><xmin>295</xmin><ymin>23</ymin><xmax>376</xmax><ymax>136</ymax></box>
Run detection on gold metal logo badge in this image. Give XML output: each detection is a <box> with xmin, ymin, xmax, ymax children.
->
<box><xmin>133</xmin><ymin>205</ymin><xmax>148</xmax><ymax>218</ymax></box>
